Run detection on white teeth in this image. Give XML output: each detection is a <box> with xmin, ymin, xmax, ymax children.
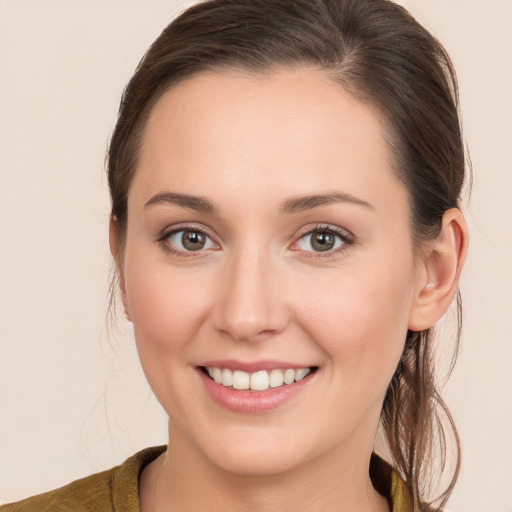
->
<box><xmin>221</xmin><ymin>368</ymin><xmax>233</xmax><ymax>387</ymax></box>
<box><xmin>295</xmin><ymin>368</ymin><xmax>311</xmax><ymax>381</ymax></box>
<box><xmin>269</xmin><ymin>369</ymin><xmax>284</xmax><ymax>388</ymax></box>
<box><xmin>250</xmin><ymin>370</ymin><xmax>270</xmax><ymax>391</ymax></box>
<box><xmin>205</xmin><ymin>366</ymin><xmax>313</xmax><ymax>391</ymax></box>
<box><xmin>232</xmin><ymin>370</ymin><xmax>250</xmax><ymax>390</ymax></box>
<box><xmin>283</xmin><ymin>369</ymin><xmax>295</xmax><ymax>385</ymax></box>
<box><xmin>213</xmin><ymin>367</ymin><xmax>222</xmax><ymax>384</ymax></box>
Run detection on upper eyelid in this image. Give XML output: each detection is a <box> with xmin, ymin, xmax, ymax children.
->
<box><xmin>157</xmin><ymin>222</ymin><xmax>354</xmax><ymax>250</ymax></box>
<box><xmin>295</xmin><ymin>224</ymin><xmax>354</xmax><ymax>240</ymax></box>
<box><xmin>158</xmin><ymin>225</ymin><xmax>220</xmax><ymax>257</ymax></box>
<box><xmin>290</xmin><ymin>224</ymin><xmax>356</xmax><ymax>256</ymax></box>
<box><xmin>157</xmin><ymin>224</ymin><xmax>221</xmax><ymax>254</ymax></box>
<box><xmin>159</xmin><ymin>223</ymin><xmax>217</xmax><ymax>241</ymax></box>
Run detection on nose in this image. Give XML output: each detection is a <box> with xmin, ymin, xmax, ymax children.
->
<box><xmin>211</xmin><ymin>249</ymin><xmax>289</xmax><ymax>342</ymax></box>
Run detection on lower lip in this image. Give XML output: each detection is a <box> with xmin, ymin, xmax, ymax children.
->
<box><xmin>197</xmin><ymin>369</ymin><xmax>314</xmax><ymax>413</ymax></box>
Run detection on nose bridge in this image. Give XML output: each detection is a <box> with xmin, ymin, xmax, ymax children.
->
<box><xmin>212</xmin><ymin>241</ymin><xmax>286</xmax><ymax>341</ymax></box>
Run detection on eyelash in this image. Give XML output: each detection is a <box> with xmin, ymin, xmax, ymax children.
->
<box><xmin>157</xmin><ymin>223</ymin><xmax>219</xmax><ymax>258</ymax></box>
<box><xmin>156</xmin><ymin>223</ymin><xmax>355</xmax><ymax>259</ymax></box>
<box><xmin>293</xmin><ymin>224</ymin><xmax>355</xmax><ymax>259</ymax></box>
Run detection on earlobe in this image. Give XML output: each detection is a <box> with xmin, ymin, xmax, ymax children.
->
<box><xmin>408</xmin><ymin>208</ymin><xmax>468</xmax><ymax>331</ymax></box>
<box><xmin>109</xmin><ymin>214</ymin><xmax>132</xmax><ymax>322</ymax></box>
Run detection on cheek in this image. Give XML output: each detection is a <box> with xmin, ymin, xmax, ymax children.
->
<box><xmin>121</xmin><ymin>251</ymin><xmax>219</xmax><ymax>418</ymax></box>
<box><xmin>291</xmin><ymin>257</ymin><xmax>415</xmax><ymax>383</ymax></box>
<box><xmin>123</xmin><ymin>250</ymin><xmax>213</xmax><ymax>355</ymax></box>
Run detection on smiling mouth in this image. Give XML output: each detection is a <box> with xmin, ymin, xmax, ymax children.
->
<box><xmin>199</xmin><ymin>366</ymin><xmax>318</xmax><ymax>392</ymax></box>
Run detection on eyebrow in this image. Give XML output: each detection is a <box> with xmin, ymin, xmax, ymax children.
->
<box><xmin>145</xmin><ymin>192</ymin><xmax>217</xmax><ymax>213</ymax></box>
<box><xmin>280</xmin><ymin>192</ymin><xmax>374</xmax><ymax>214</ymax></box>
<box><xmin>144</xmin><ymin>190</ymin><xmax>374</xmax><ymax>214</ymax></box>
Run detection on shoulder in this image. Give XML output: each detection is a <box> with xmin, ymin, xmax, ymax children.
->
<box><xmin>370</xmin><ymin>453</ymin><xmax>414</xmax><ymax>512</ymax></box>
<box><xmin>1</xmin><ymin>446</ymin><xmax>166</xmax><ymax>512</ymax></box>
<box><xmin>2</xmin><ymin>468</ymin><xmax>116</xmax><ymax>512</ymax></box>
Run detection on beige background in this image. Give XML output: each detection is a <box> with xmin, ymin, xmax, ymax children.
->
<box><xmin>0</xmin><ymin>1</ymin><xmax>511</xmax><ymax>510</ymax></box>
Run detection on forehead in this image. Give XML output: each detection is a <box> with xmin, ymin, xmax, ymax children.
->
<box><xmin>132</xmin><ymin>68</ymin><xmax>407</xmax><ymax>216</ymax></box>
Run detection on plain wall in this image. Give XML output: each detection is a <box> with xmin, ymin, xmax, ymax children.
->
<box><xmin>1</xmin><ymin>1</ymin><xmax>511</xmax><ymax>510</ymax></box>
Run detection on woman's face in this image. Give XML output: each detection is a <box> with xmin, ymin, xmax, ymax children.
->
<box><xmin>120</xmin><ymin>68</ymin><xmax>425</xmax><ymax>475</ymax></box>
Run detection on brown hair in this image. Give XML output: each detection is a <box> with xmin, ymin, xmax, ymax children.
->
<box><xmin>107</xmin><ymin>0</ymin><xmax>466</xmax><ymax>509</ymax></box>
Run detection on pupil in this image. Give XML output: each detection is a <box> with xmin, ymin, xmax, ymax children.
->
<box><xmin>182</xmin><ymin>231</ymin><xmax>205</xmax><ymax>251</ymax></box>
<box><xmin>312</xmin><ymin>231</ymin><xmax>334</xmax><ymax>252</ymax></box>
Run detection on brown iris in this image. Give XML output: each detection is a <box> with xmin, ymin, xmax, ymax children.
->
<box><xmin>310</xmin><ymin>230</ymin><xmax>336</xmax><ymax>252</ymax></box>
<box><xmin>181</xmin><ymin>230</ymin><xmax>207</xmax><ymax>251</ymax></box>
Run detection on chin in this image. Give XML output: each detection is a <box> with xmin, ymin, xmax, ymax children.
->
<box><xmin>213</xmin><ymin>449</ymin><xmax>303</xmax><ymax>477</ymax></box>
<box><xmin>195</xmin><ymin>428</ymin><xmax>313</xmax><ymax>477</ymax></box>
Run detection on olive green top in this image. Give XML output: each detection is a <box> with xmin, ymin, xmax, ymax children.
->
<box><xmin>2</xmin><ymin>446</ymin><xmax>412</xmax><ymax>511</ymax></box>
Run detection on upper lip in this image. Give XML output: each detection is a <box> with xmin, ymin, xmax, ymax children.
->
<box><xmin>199</xmin><ymin>359</ymin><xmax>315</xmax><ymax>373</ymax></box>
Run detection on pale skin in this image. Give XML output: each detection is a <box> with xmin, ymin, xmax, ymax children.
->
<box><xmin>110</xmin><ymin>68</ymin><xmax>468</xmax><ymax>511</ymax></box>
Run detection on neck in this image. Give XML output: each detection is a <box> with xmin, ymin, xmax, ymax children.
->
<box><xmin>140</xmin><ymin>424</ymin><xmax>389</xmax><ymax>512</ymax></box>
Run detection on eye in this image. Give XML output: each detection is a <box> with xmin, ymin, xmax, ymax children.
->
<box><xmin>295</xmin><ymin>227</ymin><xmax>349</xmax><ymax>253</ymax></box>
<box><xmin>166</xmin><ymin>228</ymin><xmax>217</xmax><ymax>252</ymax></box>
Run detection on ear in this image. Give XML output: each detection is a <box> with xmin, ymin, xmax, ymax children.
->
<box><xmin>109</xmin><ymin>214</ymin><xmax>132</xmax><ymax>322</ymax></box>
<box><xmin>408</xmin><ymin>208</ymin><xmax>468</xmax><ymax>331</ymax></box>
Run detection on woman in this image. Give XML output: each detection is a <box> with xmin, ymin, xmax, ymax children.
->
<box><xmin>3</xmin><ymin>0</ymin><xmax>469</xmax><ymax>510</ymax></box>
